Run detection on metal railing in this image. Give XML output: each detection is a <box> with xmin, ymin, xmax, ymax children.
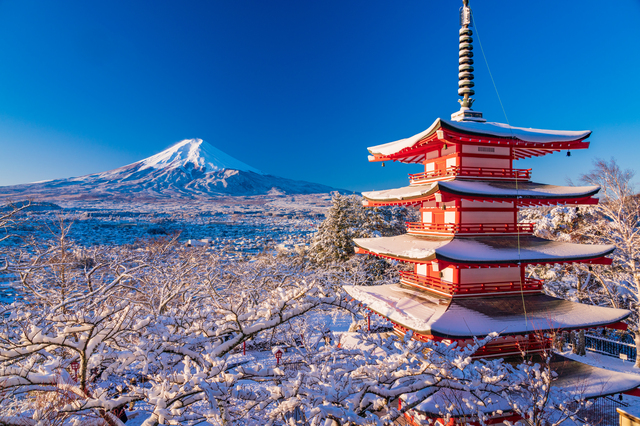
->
<box><xmin>585</xmin><ymin>334</ymin><xmax>636</xmax><ymax>361</ymax></box>
<box><xmin>572</xmin><ymin>396</ymin><xmax>628</xmax><ymax>426</ymax></box>
<box><xmin>405</xmin><ymin>222</ymin><xmax>535</xmax><ymax>235</ymax></box>
<box><xmin>400</xmin><ymin>271</ymin><xmax>543</xmax><ymax>296</ymax></box>
<box><xmin>409</xmin><ymin>166</ymin><xmax>531</xmax><ymax>184</ymax></box>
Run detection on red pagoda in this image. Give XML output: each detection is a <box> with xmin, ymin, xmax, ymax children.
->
<box><xmin>343</xmin><ymin>1</ymin><xmax>640</xmax><ymax>424</ymax></box>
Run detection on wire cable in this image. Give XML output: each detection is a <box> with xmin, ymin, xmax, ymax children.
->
<box><xmin>471</xmin><ymin>10</ymin><xmax>529</xmax><ymax>330</ymax></box>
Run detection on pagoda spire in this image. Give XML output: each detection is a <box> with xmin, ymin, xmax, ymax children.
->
<box><xmin>451</xmin><ymin>0</ymin><xmax>486</xmax><ymax>122</ymax></box>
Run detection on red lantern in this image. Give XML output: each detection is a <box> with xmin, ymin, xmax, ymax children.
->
<box><xmin>70</xmin><ymin>361</ymin><xmax>79</xmax><ymax>381</ymax></box>
<box><xmin>274</xmin><ymin>348</ymin><xmax>283</xmax><ymax>365</ymax></box>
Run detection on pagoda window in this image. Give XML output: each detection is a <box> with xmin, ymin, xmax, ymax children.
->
<box><xmin>425</xmin><ymin>150</ymin><xmax>439</xmax><ymax>160</ymax></box>
<box><xmin>459</xmin><ymin>200</ymin><xmax>516</xmax><ymax>225</ymax></box>
<box><xmin>441</xmin><ymin>267</ymin><xmax>454</xmax><ymax>283</ymax></box>
<box><xmin>459</xmin><ymin>266</ymin><xmax>520</xmax><ymax>284</ymax></box>
<box><xmin>422</xmin><ymin>211</ymin><xmax>433</xmax><ymax>223</ymax></box>
<box><xmin>416</xmin><ymin>263</ymin><xmax>428</xmax><ymax>276</ymax></box>
<box><xmin>462</xmin><ymin>145</ymin><xmax>510</xmax><ymax>156</ymax></box>
<box><xmin>460</xmin><ymin>200</ymin><xmax>514</xmax><ymax>209</ymax></box>
<box><xmin>441</xmin><ymin>145</ymin><xmax>456</xmax><ymax>156</ymax></box>
<box><xmin>444</xmin><ymin>211</ymin><xmax>456</xmax><ymax>223</ymax></box>
<box><xmin>461</xmin><ymin>155</ymin><xmax>511</xmax><ymax>169</ymax></box>
<box><xmin>445</xmin><ymin>157</ymin><xmax>458</xmax><ymax>168</ymax></box>
<box><xmin>425</xmin><ymin>162</ymin><xmax>435</xmax><ymax>172</ymax></box>
<box><xmin>461</xmin><ymin>210</ymin><xmax>514</xmax><ymax>224</ymax></box>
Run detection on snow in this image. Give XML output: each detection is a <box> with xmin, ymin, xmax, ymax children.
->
<box><xmin>443</xmin><ymin>119</ymin><xmax>591</xmax><ymax>143</ymax></box>
<box><xmin>343</xmin><ymin>284</ymin><xmax>446</xmax><ymax>333</ymax></box>
<box><xmin>619</xmin><ymin>406</ymin><xmax>640</xmax><ymax>422</ymax></box>
<box><xmin>0</xmin><ymin>141</ymin><xmax>341</xmax><ymax>200</ymax></box>
<box><xmin>551</xmin><ymin>355</ymin><xmax>640</xmax><ymax>399</ymax></box>
<box><xmin>562</xmin><ymin>349</ymin><xmax>640</xmax><ymax>377</ymax></box>
<box><xmin>367</xmin><ymin>119</ymin><xmax>441</xmax><ymax>156</ymax></box>
<box><xmin>413</xmin><ymin>353</ymin><xmax>640</xmax><ymax>416</ymax></box>
<box><xmin>137</xmin><ymin>138</ymin><xmax>263</xmax><ymax>174</ymax></box>
<box><xmin>343</xmin><ymin>284</ymin><xmax>630</xmax><ymax>337</ymax></box>
<box><xmin>354</xmin><ymin>234</ymin><xmax>447</xmax><ymax>260</ymax></box>
<box><xmin>362</xmin><ymin>182</ymin><xmax>436</xmax><ymax>201</ymax></box>
<box><xmin>367</xmin><ymin>117</ymin><xmax>591</xmax><ymax>157</ymax></box>
<box><xmin>438</xmin><ymin>236</ymin><xmax>614</xmax><ymax>263</ymax></box>
<box><xmin>354</xmin><ymin>234</ymin><xmax>615</xmax><ymax>263</ymax></box>
<box><xmin>439</xmin><ymin>180</ymin><xmax>600</xmax><ymax>198</ymax></box>
<box><xmin>362</xmin><ymin>180</ymin><xmax>600</xmax><ymax>202</ymax></box>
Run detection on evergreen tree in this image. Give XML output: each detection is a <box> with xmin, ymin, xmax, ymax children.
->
<box><xmin>309</xmin><ymin>192</ymin><xmax>412</xmax><ymax>265</ymax></box>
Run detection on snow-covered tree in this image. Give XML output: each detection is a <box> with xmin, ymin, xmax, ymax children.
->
<box><xmin>525</xmin><ymin>158</ymin><xmax>640</xmax><ymax>367</ymax></box>
<box><xmin>0</xmin><ymin>209</ymin><xmax>593</xmax><ymax>425</ymax></box>
<box><xmin>0</xmin><ymin>228</ymin><xmax>360</xmax><ymax>425</ymax></box>
<box><xmin>0</xmin><ymin>201</ymin><xmax>30</xmax><ymax>244</ymax></box>
<box><xmin>259</xmin><ymin>332</ymin><xmax>589</xmax><ymax>426</ymax></box>
<box><xmin>309</xmin><ymin>193</ymin><xmax>412</xmax><ymax>265</ymax></box>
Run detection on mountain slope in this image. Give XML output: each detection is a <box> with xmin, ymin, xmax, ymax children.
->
<box><xmin>0</xmin><ymin>139</ymin><xmax>340</xmax><ymax>201</ymax></box>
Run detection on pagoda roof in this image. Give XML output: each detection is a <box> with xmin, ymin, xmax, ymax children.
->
<box><xmin>353</xmin><ymin>234</ymin><xmax>614</xmax><ymax>265</ymax></box>
<box><xmin>343</xmin><ymin>284</ymin><xmax>629</xmax><ymax>338</ymax></box>
<box><xmin>368</xmin><ymin>118</ymin><xmax>591</xmax><ymax>163</ymax></box>
<box><xmin>362</xmin><ymin>180</ymin><xmax>600</xmax><ymax>206</ymax></box>
<box><xmin>407</xmin><ymin>354</ymin><xmax>640</xmax><ymax>417</ymax></box>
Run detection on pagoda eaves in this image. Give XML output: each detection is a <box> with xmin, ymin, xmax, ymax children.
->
<box><xmin>353</xmin><ymin>234</ymin><xmax>614</xmax><ymax>266</ymax></box>
<box><xmin>344</xmin><ymin>284</ymin><xmax>630</xmax><ymax>339</ymax></box>
<box><xmin>368</xmin><ymin>118</ymin><xmax>591</xmax><ymax>163</ymax></box>
<box><xmin>362</xmin><ymin>180</ymin><xmax>600</xmax><ymax>207</ymax></box>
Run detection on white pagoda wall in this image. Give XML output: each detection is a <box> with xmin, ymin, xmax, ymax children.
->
<box><xmin>459</xmin><ymin>267</ymin><xmax>520</xmax><ymax>284</ymax></box>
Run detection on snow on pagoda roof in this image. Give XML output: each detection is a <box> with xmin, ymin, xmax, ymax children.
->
<box><xmin>409</xmin><ymin>354</ymin><xmax>640</xmax><ymax>417</ymax></box>
<box><xmin>343</xmin><ymin>284</ymin><xmax>630</xmax><ymax>338</ymax></box>
<box><xmin>440</xmin><ymin>180</ymin><xmax>600</xmax><ymax>199</ymax></box>
<box><xmin>353</xmin><ymin>234</ymin><xmax>614</xmax><ymax>264</ymax></box>
<box><xmin>368</xmin><ymin>118</ymin><xmax>591</xmax><ymax>157</ymax></box>
<box><xmin>362</xmin><ymin>180</ymin><xmax>600</xmax><ymax>203</ymax></box>
<box><xmin>362</xmin><ymin>182</ymin><xmax>437</xmax><ymax>202</ymax></box>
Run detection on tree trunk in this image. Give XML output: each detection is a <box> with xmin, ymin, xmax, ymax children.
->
<box><xmin>347</xmin><ymin>313</ymin><xmax>360</xmax><ymax>332</ymax></box>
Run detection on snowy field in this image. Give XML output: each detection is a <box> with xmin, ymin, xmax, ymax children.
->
<box><xmin>0</xmin><ymin>195</ymin><xmax>331</xmax><ymax>254</ymax></box>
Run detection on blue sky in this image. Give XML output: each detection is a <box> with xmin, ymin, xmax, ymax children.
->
<box><xmin>0</xmin><ymin>0</ymin><xmax>638</xmax><ymax>192</ymax></box>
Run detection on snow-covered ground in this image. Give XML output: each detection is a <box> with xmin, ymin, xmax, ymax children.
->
<box><xmin>0</xmin><ymin>198</ymin><xmax>329</xmax><ymax>255</ymax></box>
<box><xmin>559</xmin><ymin>349</ymin><xmax>640</xmax><ymax>423</ymax></box>
<box><xmin>564</xmin><ymin>349</ymin><xmax>640</xmax><ymax>380</ymax></box>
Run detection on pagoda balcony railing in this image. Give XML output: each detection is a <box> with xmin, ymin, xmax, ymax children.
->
<box><xmin>405</xmin><ymin>222</ymin><xmax>535</xmax><ymax>235</ymax></box>
<box><xmin>400</xmin><ymin>271</ymin><xmax>544</xmax><ymax>297</ymax></box>
<box><xmin>473</xmin><ymin>336</ymin><xmax>551</xmax><ymax>359</ymax></box>
<box><xmin>409</xmin><ymin>166</ymin><xmax>531</xmax><ymax>184</ymax></box>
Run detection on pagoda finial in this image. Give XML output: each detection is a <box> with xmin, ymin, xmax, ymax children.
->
<box><xmin>451</xmin><ymin>0</ymin><xmax>486</xmax><ymax>122</ymax></box>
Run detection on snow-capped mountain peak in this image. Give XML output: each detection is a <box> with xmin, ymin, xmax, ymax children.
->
<box><xmin>137</xmin><ymin>138</ymin><xmax>263</xmax><ymax>175</ymax></box>
<box><xmin>0</xmin><ymin>138</ymin><xmax>341</xmax><ymax>201</ymax></box>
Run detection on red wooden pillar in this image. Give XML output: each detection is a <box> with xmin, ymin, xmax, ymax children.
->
<box><xmin>453</xmin><ymin>263</ymin><xmax>461</xmax><ymax>292</ymax></box>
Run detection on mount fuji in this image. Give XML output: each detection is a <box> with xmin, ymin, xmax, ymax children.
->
<box><xmin>0</xmin><ymin>139</ymin><xmax>340</xmax><ymax>202</ymax></box>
